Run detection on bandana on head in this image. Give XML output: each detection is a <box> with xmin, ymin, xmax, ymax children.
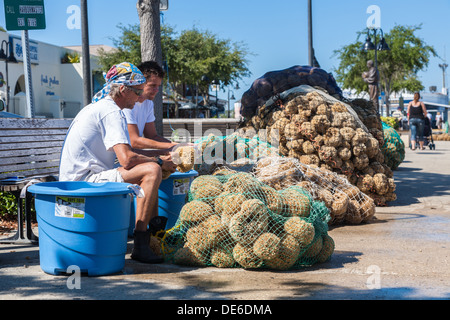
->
<box><xmin>91</xmin><ymin>62</ymin><xmax>146</xmax><ymax>103</ymax></box>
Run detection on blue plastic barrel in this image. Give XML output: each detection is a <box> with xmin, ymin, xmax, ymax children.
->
<box><xmin>128</xmin><ymin>170</ymin><xmax>198</xmax><ymax>236</ymax></box>
<box><xmin>159</xmin><ymin>170</ymin><xmax>198</xmax><ymax>229</ymax></box>
<box><xmin>28</xmin><ymin>181</ymin><xmax>134</xmax><ymax>276</ymax></box>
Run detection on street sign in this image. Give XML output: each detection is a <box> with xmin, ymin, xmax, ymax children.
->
<box><xmin>3</xmin><ymin>0</ymin><xmax>46</xmax><ymax>31</ymax></box>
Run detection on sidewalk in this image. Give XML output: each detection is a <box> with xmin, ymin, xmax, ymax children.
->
<box><xmin>1</xmin><ymin>142</ymin><xmax>449</xmax><ymax>300</ymax></box>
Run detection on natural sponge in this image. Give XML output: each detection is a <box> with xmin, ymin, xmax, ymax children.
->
<box><xmin>264</xmin><ymin>234</ymin><xmax>301</xmax><ymax>270</ymax></box>
<box><xmin>217</xmin><ymin>193</ymin><xmax>247</xmax><ymax>226</ymax></box>
<box><xmin>173</xmin><ymin>244</ymin><xmax>207</xmax><ymax>267</ymax></box>
<box><xmin>173</xmin><ymin>145</ymin><xmax>196</xmax><ymax>172</ymax></box>
<box><xmin>191</xmin><ymin>184</ymin><xmax>223</xmax><ymax>206</ymax></box>
<box><xmin>210</xmin><ymin>247</ymin><xmax>235</xmax><ymax>268</ymax></box>
<box><xmin>280</xmin><ymin>186</ymin><xmax>311</xmax><ymax>217</ymax></box>
<box><xmin>315</xmin><ymin>234</ymin><xmax>335</xmax><ymax>263</ymax></box>
<box><xmin>284</xmin><ymin>216</ymin><xmax>315</xmax><ymax>247</ymax></box>
<box><xmin>190</xmin><ymin>175</ymin><xmax>222</xmax><ymax>196</ymax></box>
<box><xmin>233</xmin><ymin>242</ymin><xmax>263</xmax><ymax>269</ymax></box>
<box><xmin>179</xmin><ymin>200</ymin><xmax>214</xmax><ymax>224</ymax></box>
<box><xmin>253</xmin><ymin>232</ymin><xmax>281</xmax><ymax>261</ymax></box>
<box><xmin>229</xmin><ymin>199</ymin><xmax>270</xmax><ymax>244</ymax></box>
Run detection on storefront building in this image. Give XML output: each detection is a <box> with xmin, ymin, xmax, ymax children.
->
<box><xmin>0</xmin><ymin>31</ymin><xmax>102</xmax><ymax>118</ymax></box>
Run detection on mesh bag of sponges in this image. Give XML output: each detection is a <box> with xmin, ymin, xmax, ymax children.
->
<box><xmin>192</xmin><ymin>133</ymin><xmax>280</xmax><ymax>176</ymax></box>
<box><xmin>161</xmin><ymin>171</ymin><xmax>334</xmax><ymax>270</ymax></box>
<box><xmin>380</xmin><ymin>122</ymin><xmax>405</xmax><ymax>170</ymax></box>
<box><xmin>253</xmin><ymin>156</ymin><xmax>376</xmax><ymax>225</ymax></box>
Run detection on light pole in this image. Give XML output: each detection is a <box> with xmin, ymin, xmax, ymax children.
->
<box><xmin>80</xmin><ymin>0</ymin><xmax>92</xmax><ymax>106</ymax></box>
<box><xmin>0</xmin><ymin>40</ymin><xmax>18</xmax><ymax>113</ymax></box>
<box><xmin>439</xmin><ymin>63</ymin><xmax>448</xmax><ymax>91</ymax></box>
<box><xmin>362</xmin><ymin>28</ymin><xmax>390</xmax><ymax>114</ymax></box>
<box><xmin>227</xmin><ymin>90</ymin><xmax>235</xmax><ymax>118</ymax></box>
<box><xmin>362</xmin><ymin>28</ymin><xmax>389</xmax><ymax>70</ymax></box>
<box><xmin>212</xmin><ymin>79</ymin><xmax>219</xmax><ymax>117</ymax></box>
<box><xmin>308</xmin><ymin>0</ymin><xmax>313</xmax><ymax>67</ymax></box>
<box><xmin>307</xmin><ymin>0</ymin><xmax>320</xmax><ymax>68</ymax></box>
<box><xmin>227</xmin><ymin>83</ymin><xmax>239</xmax><ymax>118</ymax></box>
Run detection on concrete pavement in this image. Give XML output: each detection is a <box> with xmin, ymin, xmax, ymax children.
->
<box><xmin>1</xmin><ymin>141</ymin><xmax>449</xmax><ymax>300</ymax></box>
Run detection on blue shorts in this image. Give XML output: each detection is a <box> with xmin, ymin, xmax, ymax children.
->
<box><xmin>409</xmin><ymin>118</ymin><xmax>424</xmax><ymax>142</ymax></box>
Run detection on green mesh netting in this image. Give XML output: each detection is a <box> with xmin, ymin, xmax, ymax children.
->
<box><xmin>161</xmin><ymin>171</ymin><xmax>334</xmax><ymax>270</ymax></box>
<box><xmin>192</xmin><ymin>133</ymin><xmax>280</xmax><ymax>175</ymax></box>
<box><xmin>381</xmin><ymin>122</ymin><xmax>405</xmax><ymax>170</ymax></box>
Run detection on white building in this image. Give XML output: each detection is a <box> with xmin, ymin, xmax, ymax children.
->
<box><xmin>0</xmin><ymin>30</ymin><xmax>105</xmax><ymax>118</ymax></box>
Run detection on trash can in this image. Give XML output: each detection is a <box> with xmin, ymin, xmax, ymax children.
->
<box><xmin>128</xmin><ymin>170</ymin><xmax>198</xmax><ymax>236</ymax></box>
<box><xmin>28</xmin><ymin>181</ymin><xmax>135</xmax><ymax>276</ymax></box>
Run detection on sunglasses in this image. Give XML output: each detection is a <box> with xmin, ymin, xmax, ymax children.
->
<box><xmin>126</xmin><ymin>86</ymin><xmax>144</xmax><ymax>97</ymax></box>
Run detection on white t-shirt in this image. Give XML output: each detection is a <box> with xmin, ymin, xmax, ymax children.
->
<box><xmin>59</xmin><ymin>96</ymin><xmax>131</xmax><ymax>181</ymax></box>
<box><xmin>122</xmin><ymin>100</ymin><xmax>155</xmax><ymax>137</ymax></box>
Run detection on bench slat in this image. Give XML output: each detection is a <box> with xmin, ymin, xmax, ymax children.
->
<box><xmin>0</xmin><ymin>141</ymin><xmax>64</xmax><ymax>151</ymax></box>
<box><xmin>0</xmin><ymin>135</ymin><xmax>67</xmax><ymax>144</ymax></box>
<box><xmin>0</xmin><ymin>147</ymin><xmax>62</xmax><ymax>159</ymax></box>
<box><xmin>0</xmin><ymin>167</ymin><xmax>60</xmax><ymax>180</ymax></box>
<box><xmin>0</xmin><ymin>118</ymin><xmax>73</xmax><ymax>129</ymax></box>
<box><xmin>0</xmin><ymin>152</ymin><xmax>61</xmax><ymax>165</ymax></box>
<box><xmin>0</xmin><ymin>129</ymin><xmax>69</xmax><ymax>137</ymax></box>
<box><xmin>0</xmin><ymin>159</ymin><xmax>59</xmax><ymax>173</ymax></box>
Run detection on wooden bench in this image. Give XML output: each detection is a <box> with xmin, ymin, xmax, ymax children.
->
<box><xmin>0</xmin><ymin>118</ymin><xmax>72</xmax><ymax>244</ymax></box>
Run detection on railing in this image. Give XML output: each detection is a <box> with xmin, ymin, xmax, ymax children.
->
<box><xmin>163</xmin><ymin>118</ymin><xmax>241</xmax><ymax>142</ymax></box>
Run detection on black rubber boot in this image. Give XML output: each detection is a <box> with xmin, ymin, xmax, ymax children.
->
<box><xmin>131</xmin><ymin>229</ymin><xmax>164</xmax><ymax>264</ymax></box>
<box><xmin>149</xmin><ymin>216</ymin><xmax>168</xmax><ymax>236</ymax></box>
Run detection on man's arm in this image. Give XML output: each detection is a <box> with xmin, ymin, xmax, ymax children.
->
<box><xmin>113</xmin><ymin>143</ymin><xmax>176</xmax><ymax>172</ymax></box>
<box><xmin>128</xmin><ymin>122</ymin><xmax>177</xmax><ymax>150</ymax></box>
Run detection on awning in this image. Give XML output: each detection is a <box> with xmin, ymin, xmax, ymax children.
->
<box><xmin>421</xmin><ymin>102</ymin><xmax>450</xmax><ymax>109</ymax></box>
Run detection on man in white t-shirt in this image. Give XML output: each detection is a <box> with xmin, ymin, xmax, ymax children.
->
<box><xmin>122</xmin><ymin>61</ymin><xmax>177</xmax><ymax>152</ymax></box>
<box><xmin>59</xmin><ymin>62</ymin><xmax>176</xmax><ymax>264</ymax></box>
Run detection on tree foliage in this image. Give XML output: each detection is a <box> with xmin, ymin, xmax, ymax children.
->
<box><xmin>97</xmin><ymin>24</ymin><xmax>142</xmax><ymax>68</ymax></box>
<box><xmin>333</xmin><ymin>24</ymin><xmax>437</xmax><ymax>112</ymax></box>
<box><xmin>97</xmin><ymin>24</ymin><xmax>252</xmax><ymax>103</ymax></box>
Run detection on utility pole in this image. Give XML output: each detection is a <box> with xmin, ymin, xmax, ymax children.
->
<box><xmin>81</xmin><ymin>0</ymin><xmax>92</xmax><ymax>107</ymax></box>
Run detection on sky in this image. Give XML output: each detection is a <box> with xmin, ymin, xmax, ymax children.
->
<box><xmin>1</xmin><ymin>0</ymin><xmax>449</xmax><ymax>103</ymax></box>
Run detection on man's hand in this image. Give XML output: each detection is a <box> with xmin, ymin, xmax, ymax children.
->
<box><xmin>160</xmin><ymin>154</ymin><xmax>177</xmax><ymax>173</ymax></box>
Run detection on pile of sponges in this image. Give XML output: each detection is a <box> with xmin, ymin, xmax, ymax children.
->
<box><xmin>162</xmin><ymin>172</ymin><xmax>334</xmax><ymax>270</ymax></box>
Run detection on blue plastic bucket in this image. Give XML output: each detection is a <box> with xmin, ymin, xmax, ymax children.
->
<box><xmin>159</xmin><ymin>170</ymin><xmax>198</xmax><ymax>229</ymax></box>
<box><xmin>28</xmin><ymin>181</ymin><xmax>134</xmax><ymax>276</ymax></box>
<box><xmin>128</xmin><ymin>170</ymin><xmax>198</xmax><ymax>236</ymax></box>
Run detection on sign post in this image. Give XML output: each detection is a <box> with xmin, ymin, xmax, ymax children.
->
<box><xmin>3</xmin><ymin>0</ymin><xmax>46</xmax><ymax>118</ymax></box>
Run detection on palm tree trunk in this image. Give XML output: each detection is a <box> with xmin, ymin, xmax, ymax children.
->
<box><xmin>137</xmin><ymin>0</ymin><xmax>164</xmax><ymax>134</ymax></box>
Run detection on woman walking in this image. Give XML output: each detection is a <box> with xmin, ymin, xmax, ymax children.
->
<box><xmin>407</xmin><ymin>92</ymin><xmax>428</xmax><ymax>150</ymax></box>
